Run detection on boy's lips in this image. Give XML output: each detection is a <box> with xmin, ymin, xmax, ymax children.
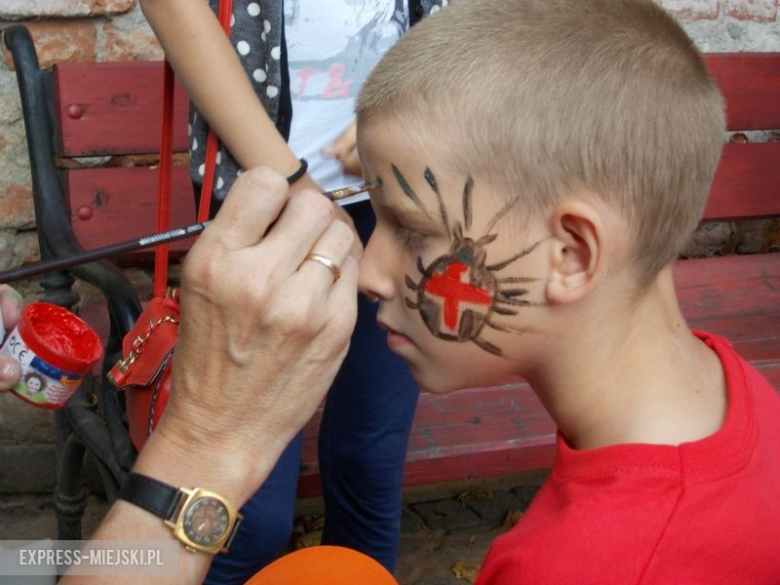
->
<box><xmin>377</xmin><ymin>320</ymin><xmax>413</xmax><ymax>350</ymax></box>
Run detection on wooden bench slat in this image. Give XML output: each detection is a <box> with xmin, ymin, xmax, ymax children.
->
<box><xmin>704</xmin><ymin>143</ymin><xmax>780</xmax><ymax>221</ymax></box>
<box><xmin>705</xmin><ymin>53</ymin><xmax>780</xmax><ymax>131</ymax></box>
<box><xmin>54</xmin><ymin>62</ymin><xmax>190</xmax><ymax>157</ymax></box>
<box><xmin>52</xmin><ymin>55</ymin><xmax>780</xmax><ymax>158</ymax></box>
<box><xmin>297</xmin><ymin>381</ymin><xmax>557</xmax><ymax>498</ymax></box>
<box><xmin>65</xmin><ymin>166</ymin><xmax>196</xmax><ymax>260</ymax></box>
<box><xmin>675</xmin><ymin>254</ymin><xmax>780</xmax><ymax>362</ymax></box>
<box><xmin>674</xmin><ymin>254</ymin><xmax>780</xmax><ymax>318</ymax></box>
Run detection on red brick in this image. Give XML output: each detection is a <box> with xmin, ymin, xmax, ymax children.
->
<box><xmin>725</xmin><ymin>0</ymin><xmax>777</xmax><ymax>21</ymax></box>
<box><xmin>91</xmin><ymin>0</ymin><xmax>137</xmax><ymax>15</ymax></box>
<box><xmin>0</xmin><ymin>183</ymin><xmax>35</xmax><ymax>230</ymax></box>
<box><xmin>4</xmin><ymin>21</ymin><xmax>97</xmax><ymax>70</ymax></box>
<box><xmin>0</xmin><ymin>0</ymin><xmax>134</xmax><ymax>18</ymax></box>
<box><xmin>0</xmin><ymin>231</ymin><xmax>40</xmax><ymax>273</ymax></box>
<box><xmin>101</xmin><ymin>22</ymin><xmax>162</xmax><ymax>62</ymax></box>
<box><xmin>659</xmin><ymin>0</ymin><xmax>720</xmax><ymax>19</ymax></box>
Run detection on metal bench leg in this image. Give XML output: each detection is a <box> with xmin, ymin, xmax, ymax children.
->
<box><xmin>54</xmin><ymin>414</ymin><xmax>87</xmax><ymax>540</ymax></box>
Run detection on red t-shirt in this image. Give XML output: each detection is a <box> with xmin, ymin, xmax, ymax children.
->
<box><xmin>475</xmin><ymin>332</ymin><xmax>780</xmax><ymax>584</ymax></box>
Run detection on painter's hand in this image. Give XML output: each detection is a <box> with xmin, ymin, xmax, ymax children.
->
<box><xmin>0</xmin><ymin>286</ymin><xmax>22</xmax><ymax>391</ymax></box>
<box><xmin>160</xmin><ymin>167</ymin><xmax>357</xmax><ymax>503</ymax></box>
<box><xmin>323</xmin><ymin>120</ymin><xmax>362</xmax><ymax>178</ymax></box>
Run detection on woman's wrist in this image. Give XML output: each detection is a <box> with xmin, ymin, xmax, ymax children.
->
<box><xmin>132</xmin><ymin>420</ymin><xmax>279</xmax><ymax>509</ymax></box>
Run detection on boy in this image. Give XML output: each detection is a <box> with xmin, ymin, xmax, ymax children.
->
<box><xmin>353</xmin><ymin>0</ymin><xmax>780</xmax><ymax>582</ymax></box>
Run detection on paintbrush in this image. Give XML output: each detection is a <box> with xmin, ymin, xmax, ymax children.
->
<box><xmin>0</xmin><ymin>181</ymin><xmax>379</xmax><ymax>284</ymax></box>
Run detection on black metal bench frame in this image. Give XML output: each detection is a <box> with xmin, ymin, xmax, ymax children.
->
<box><xmin>4</xmin><ymin>25</ymin><xmax>141</xmax><ymax>539</ymax></box>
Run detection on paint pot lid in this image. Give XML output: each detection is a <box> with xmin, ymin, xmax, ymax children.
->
<box><xmin>19</xmin><ymin>302</ymin><xmax>103</xmax><ymax>373</ymax></box>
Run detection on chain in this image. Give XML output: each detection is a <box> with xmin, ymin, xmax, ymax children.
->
<box><xmin>115</xmin><ymin>315</ymin><xmax>179</xmax><ymax>374</ymax></box>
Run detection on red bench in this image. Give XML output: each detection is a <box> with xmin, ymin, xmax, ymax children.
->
<box><xmin>6</xmin><ymin>19</ymin><xmax>780</xmax><ymax>522</ymax></box>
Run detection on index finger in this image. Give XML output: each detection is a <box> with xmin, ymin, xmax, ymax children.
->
<box><xmin>208</xmin><ymin>167</ymin><xmax>290</xmax><ymax>249</ymax></box>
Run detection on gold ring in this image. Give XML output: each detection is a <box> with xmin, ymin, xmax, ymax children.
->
<box><xmin>304</xmin><ymin>252</ymin><xmax>341</xmax><ymax>283</ymax></box>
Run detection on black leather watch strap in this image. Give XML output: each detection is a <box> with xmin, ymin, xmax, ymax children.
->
<box><xmin>119</xmin><ymin>472</ymin><xmax>183</xmax><ymax>522</ymax></box>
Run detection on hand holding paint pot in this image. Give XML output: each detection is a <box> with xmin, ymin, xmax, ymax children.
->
<box><xmin>0</xmin><ymin>302</ymin><xmax>103</xmax><ymax>408</ymax></box>
<box><xmin>0</xmin><ymin>285</ymin><xmax>23</xmax><ymax>391</ymax></box>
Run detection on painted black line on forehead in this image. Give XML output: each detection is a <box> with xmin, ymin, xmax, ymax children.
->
<box><xmin>424</xmin><ymin>167</ymin><xmax>450</xmax><ymax>236</ymax></box>
<box><xmin>391</xmin><ymin>164</ymin><xmax>435</xmax><ymax>221</ymax></box>
<box><xmin>462</xmin><ymin>177</ymin><xmax>474</xmax><ymax>232</ymax></box>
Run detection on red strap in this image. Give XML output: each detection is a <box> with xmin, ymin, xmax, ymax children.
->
<box><xmin>198</xmin><ymin>0</ymin><xmax>234</xmax><ymax>223</ymax></box>
<box><xmin>155</xmin><ymin>0</ymin><xmax>235</xmax><ymax>295</ymax></box>
<box><xmin>153</xmin><ymin>60</ymin><xmax>175</xmax><ymax>298</ymax></box>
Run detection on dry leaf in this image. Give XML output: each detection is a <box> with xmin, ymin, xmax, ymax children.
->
<box><xmin>294</xmin><ymin>530</ymin><xmax>322</xmax><ymax>550</ymax></box>
<box><xmin>456</xmin><ymin>487</ymin><xmax>493</xmax><ymax>504</ymax></box>
<box><xmin>494</xmin><ymin>509</ymin><xmax>523</xmax><ymax>534</ymax></box>
<box><xmin>452</xmin><ymin>561</ymin><xmax>480</xmax><ymax>583</ymax></box>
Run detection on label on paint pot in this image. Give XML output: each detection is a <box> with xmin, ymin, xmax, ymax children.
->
<box><xmin>0</xmin><ymin>303</ymin><xmax>103</xmax><ymax>410</ymax></box>
<box><xmin>0</xmin><ymin>329</ymin><xmax>83</xmax><ymax>407</ymax></box>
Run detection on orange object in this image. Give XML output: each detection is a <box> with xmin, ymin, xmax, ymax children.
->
<box><xmin>245</xmin><ymin>546</ymin><xmax>398</xmax><ymax>585</ymax></box>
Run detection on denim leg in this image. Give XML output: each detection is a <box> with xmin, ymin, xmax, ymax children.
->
<box><xmin>204</xmin><ymin>432</ymin><xmax>303</xmax><ymax>585</ymax></box>
<box><xmin>318</xmin><ymin>202</ymin><xmax>420</xmax><ymax>572</ymax></box>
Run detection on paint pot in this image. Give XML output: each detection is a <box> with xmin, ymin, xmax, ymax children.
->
<box><xmin>0</xmin><ymin>302</ymin><xmax>103</xmax><ymax>409</ymax></box>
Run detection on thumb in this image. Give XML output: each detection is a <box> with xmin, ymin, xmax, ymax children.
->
<box><xmin>0</xmin><ymin>357</ymin><xmax>21</xmax><ymax>392</ymax></box>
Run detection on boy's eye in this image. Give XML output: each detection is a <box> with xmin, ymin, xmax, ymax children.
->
<box><xmin>394</xmin><ymin>226</ymin><xmax>429</xmax><ymax>249</ymax></box>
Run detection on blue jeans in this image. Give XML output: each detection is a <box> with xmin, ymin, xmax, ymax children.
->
<box><xmin>204</xmin><ymin>201</ymin><xmax>420</xmax><ymax>584</ymax></box>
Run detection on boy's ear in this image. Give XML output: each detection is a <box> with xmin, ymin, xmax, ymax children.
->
<box><xmin>545</xmin><ymin>200</ymin><xmax>609</xmax><ymax>305</ymax></box>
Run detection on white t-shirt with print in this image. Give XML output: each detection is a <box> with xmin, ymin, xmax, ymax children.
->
<box><xmin>285</xmin><ymin>0</ymin><xmax>408</xmax><ymax>196</ymax></box>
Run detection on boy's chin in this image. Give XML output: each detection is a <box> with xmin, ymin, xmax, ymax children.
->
<box><xmin>409</xmin><ymin>366</ymin><xmax>472</xmax><ymax>395</ymax></box>
<box><xmin>410</xmin><ymin>363</ymin><xmax>520</xmax><ymax>395</ymax></box>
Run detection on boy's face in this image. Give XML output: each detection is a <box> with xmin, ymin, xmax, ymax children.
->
<box><xmin>357</xmin><ymin>118</ymin><xmax>553</xmax><ymax>393</ymax></box>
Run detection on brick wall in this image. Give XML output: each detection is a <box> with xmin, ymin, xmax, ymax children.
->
<box><xmin>0</xmin><ymin>1</ymin><xmax>778</xmax><ymax>494</ymax></box>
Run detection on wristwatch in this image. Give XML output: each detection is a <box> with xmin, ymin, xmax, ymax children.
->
<box><xmin>119</xmin><ymin>472</ymin><xmax>243</xmax><ymax>554</ymax></box>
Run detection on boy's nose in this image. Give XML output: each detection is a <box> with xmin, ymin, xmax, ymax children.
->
<box><xmin>357</xmin><ymin>235</ymin><xmax>396</xmax><ymax>301</ymax></box>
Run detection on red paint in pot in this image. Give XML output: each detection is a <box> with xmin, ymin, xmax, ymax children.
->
<box><xmin>18</xmin><ymin>303</ymin><xmax>103</xmax><ymax>373</ymax></box>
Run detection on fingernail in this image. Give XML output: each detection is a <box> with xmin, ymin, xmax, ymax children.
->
<box><xmin>1</xmin><ymin>361</ymin><xmax>19</xmax><ymax>380</ymax></box>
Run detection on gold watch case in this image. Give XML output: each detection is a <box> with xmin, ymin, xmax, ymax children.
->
<box><xmin>164</xmin><ymin>487</ymin><xmax>241</xmax><ymax>554</ymax></box>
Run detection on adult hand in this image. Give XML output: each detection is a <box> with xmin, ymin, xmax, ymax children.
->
<box><xmin>153</xmin><ymin>167</ymin><xmax>358</xmax><ymax>505</ymax></box>
<box><xmin>323</xmin><ymin>120</ymin><xmax>362</xmax><ymax>178</ymax></box>
<box><xmin>0</xmin><ymin>285</ymin><xmax>23</xmax><ymax>391</ymax></box>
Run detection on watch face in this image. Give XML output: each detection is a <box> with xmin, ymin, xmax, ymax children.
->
<box><xmin>182</xmin><ymin>497</ymin><xmax>230</xmax><ymax>546</ymax></box>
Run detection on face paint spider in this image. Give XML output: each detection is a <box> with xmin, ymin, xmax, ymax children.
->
<box><xmin>394</xmin><ymin>165</ymin><xmax>545</xmax><ymax>357</ymax></box>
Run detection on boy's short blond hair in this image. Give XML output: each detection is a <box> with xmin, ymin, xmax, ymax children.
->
<box><xmin>357</xmin><ymin>0</ymin><xmax>725</xmax><ymax>282</ymax></box>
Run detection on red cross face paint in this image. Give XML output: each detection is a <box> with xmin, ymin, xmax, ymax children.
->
<box><xmin>0</xmin><ymin>302</ymin><xmax>103</xmax><ymax>409</ymax></box>
<box><xmin>395</xmin><ymin>166</ymin><xmax>546</xmax><ymax>357</ymax></box>
<box><xmin>422</xmin><ymin>261</ymin><xmax>493</xmax><ymax>335</ymax></box>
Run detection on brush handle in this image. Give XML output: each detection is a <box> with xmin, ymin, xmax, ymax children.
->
<box><xmin>0</xmin><ymin>222</ymin><xmax>210</xmax><ymax>284</ymax></box>
<box><xmin>0</xmin><ymin>182</ymin><xmax>378</xmax><ymax>285</ymax></box>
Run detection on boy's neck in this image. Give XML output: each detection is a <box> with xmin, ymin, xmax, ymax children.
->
<box><xmin>530</xmin><ymin>267</ymin><xmax>727</xmax><ymax>451</ymax></box>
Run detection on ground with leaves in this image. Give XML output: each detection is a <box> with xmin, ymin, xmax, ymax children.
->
<box><xmin>292</xmin><ymin>476</ymin><xmax>544</xmax><ymax>584</ymax></box>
